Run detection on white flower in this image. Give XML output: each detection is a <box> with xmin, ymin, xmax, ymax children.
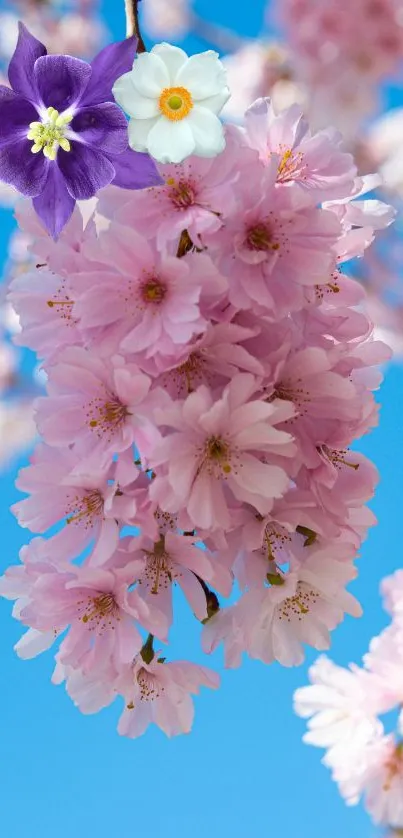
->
<box><xmin>112</xmin><ymin>42</ymin><xmax>230</xmax><ymax>164</ymax></box>
<box><xmin>294</xmin><ymin>656</ymin><xmax>382</xmax><ymax>761</ymax></box>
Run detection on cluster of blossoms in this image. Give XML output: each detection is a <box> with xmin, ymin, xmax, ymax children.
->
<box><xmin>277</xmin><ymin>0</ymin><xmax>403</xmax><ymax>134</ymax></box>
<box><xmin>216</xmin><ymin>2</ymin><xmax>403</xmax><ymax>360</ymax></box>
<box><xmin>0</xmin><ymin>24</ymin><xmax>394</xmax><ymax>738</ymax></box>
<box><xmin>279</xmin><ymin>0</ymin><xmax>403</xmax><ymax>89</ymax></box>
<box><xmin>294</xmin><ymin>568</ymin><xmax>403</xmax><ymax>832</ymax></box>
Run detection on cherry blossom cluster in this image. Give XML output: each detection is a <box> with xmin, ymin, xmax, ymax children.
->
<box><xmin>279</xmin><ymin>0</ymin><xmax>403</xmax><ymax>89</ymax></box>
<box><xmin>1</xmin><ymin>94</ymin><xmax>393</xmax><ymax>738</ymax></box>
<box><xmin>294</xmin><ymin>568</ymin><xmax>403</xmax><ymax>832</ymax></box>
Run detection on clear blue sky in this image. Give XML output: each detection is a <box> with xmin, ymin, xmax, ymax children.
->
<box><xmin>0</xmin><ymin>1</ymin><xmax>401</xmax><ymax>836</ymax></box>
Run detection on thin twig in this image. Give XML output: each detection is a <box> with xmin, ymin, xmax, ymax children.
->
<box><xmin>124</xmin><ymin>0</ymin><xmax>147</xmax><ymax>51</ymax></box>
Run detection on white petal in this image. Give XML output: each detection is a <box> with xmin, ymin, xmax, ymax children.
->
<box><xmin>113</xmin><ymin>72</ymin><xmax>140</xmax><ymax>116</ymax></box>
<box><xmin>128</xmin><ymin>116</ymin><xmax>160</xmax><ymax>152</ymax></box>
<box><xmin>15</xmin><ymin>628</ymin><xmax>55</xmax><ymax>659</ymax></box>
<box><xmin>151</xmin><ymin>43</ymin><xmax>188</xmax><ymax>83</ymax></box>
<box><xmin>131</xmin><ymin>52</ymin><xmax>169</xmax><ymax>96</ymax></box>
<box><xmin>114</xmin><ymin>80</ymin><xmax>159</xmax><ymax>119</ymax></box>
<box><xmin>187</xmin><ymin>107</ymin><xmax>226</xmax><ymax>157</ymax></box>
<box><xmin>199</xmin><ymin>89</ymin><xmax>231</xmax><ymax>116</ymax></box>
<box><xmin>176</xmin><ymin>51</ymin><xmax>228</xmax><ymax>100</ymax></box>
<box><xmin>147</xmin><ymin>116</ymin><xmax>196</xmax><ymax>163</ymax></box>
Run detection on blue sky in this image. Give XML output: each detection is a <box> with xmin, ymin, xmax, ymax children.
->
<box><xmin>0</xmin><ymin>1</ymin><xmax>401</xmax><ymax>835</ymax></box>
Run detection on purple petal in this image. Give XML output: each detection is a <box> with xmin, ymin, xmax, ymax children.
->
<box><xmin>34</xmin><ymin>55</ymin><xmax>91</xmax><ymax>112</ymax></box>
<box><xmin>80</xmin><ymin>36</ymin><xmax>137</xmax><ymax>107</ymax></box>
<box><xmin>58</xmin><ymin>143</ymin><xmax>115</xmax><ymax>199</ymax></box>
<box><xmin>110</xmin><ymin>147</ymin><xmax>164</xmax><ymax>189</ymax></box>
<box><xmin>0</xmin><ymin>137</ymin><xmax>48</xmax><ymax>196</ymax></box>
<box><xmin>0</xmin><ymin>89</ymin><xmax>38</xmax><ymax>146</ymax></box>
<box><xmin>33</xmin><ymin>164</ymin><xmax>75</xmax><ymax>239</ymax></box>
<box><xmin>71</xmin><ymin>102</ymin><xmax>128</xmax><ymax>154</ymax></box>
<box><xmin>8</xmin><ymin>22</ymin><xmax>46</xmax><ymax>100</ymax></box>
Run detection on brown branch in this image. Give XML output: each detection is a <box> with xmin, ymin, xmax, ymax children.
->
<box><xmin>124</xmin><ymin>0</ymin><xmax>147</xmax><ymax>51</ymax></box>
<box><xmin>176</xmin><ymin>229</ymin><xmax>194</xmax><ymax>258</ymax></box>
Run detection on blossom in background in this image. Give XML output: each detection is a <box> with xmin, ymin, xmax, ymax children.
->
<box><xmin>0</xmin><ymin>23</ymin><xmax>161</xmax><ymax>238</ymax></box>
<box><xmin>279</xmin><ymin>0</ymin><xmax>403</xmax><ymax>87</ymax></box>
<box><xmin>221</xmin><ymin>40</ymin><xmax>307</xmax><ymax>123</ymax></box>
<box><xmin>0</xmin><ymin>92</ymin><xmax>393</xmax><ymax>740</ymax></box>
<box><xmin>113</xmin><ymin>42</ymin><xmax>230</xmax><ymax>163</ymax></box>
<box><xmin>294</xmin><ymin>569</ymin><xmax>403</xmax><ymax>831</ymax></box>
<box><xmin>142</xmin><ymin>0</ymin><xmax>191</xmax><ymax>40</ymax></box>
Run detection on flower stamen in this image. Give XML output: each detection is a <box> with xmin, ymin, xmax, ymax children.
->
<box><xmin>246</xmin><ymin>221</ymin><xmax>280</xmax><ymax>252</ymax></box>
<box><xmin>159</xmin><ymin>87</ymin><xmax>193</xmax><ymax>121</ymax></box>
<box><xmin>27</xmin><ymin>106</ymin><xmax>73</xmax><ymax>161</ymax></box>
<box><xmin>78</xmin><ymin>592</ymin><xmax>120</xmax><ymax>630</ymax></box>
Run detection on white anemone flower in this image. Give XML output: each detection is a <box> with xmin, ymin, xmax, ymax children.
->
<box><xmin>112</xmin><ymin>42</ymin><xmax>230</xmax><ymax>164</ymax></box>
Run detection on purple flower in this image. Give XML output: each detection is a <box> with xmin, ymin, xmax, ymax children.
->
<box><xmin>0</xmin><ymin>23</ymin><xmax>162</xmax><ymax>238</ymax></box>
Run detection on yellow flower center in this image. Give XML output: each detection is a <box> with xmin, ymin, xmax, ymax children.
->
<box><xmin>141</xmin><ymin>277</ymin><xmax>167</xmax><ymax>303</ymax></box>
<box><xmin>65</xmin><ymin>490</ymin><xmax>104</xmax><ymax>527</ymax></box>
<box><xmin>276</xmin><ymin>147</ymin><xmax>306</xmax><ymax>184</ymax></box>
<box><xmin>206</xmin><ymin>436</ymin><xmax>232</xmax><ymax>474</ymax></box>
<box><xmin>246</xmin><ymin>222</ymin><xmax>280</xmax><ymax>253</ymax></box>
<box><xmin>78</xmin><ymin>592</ymin><xmax>120</xmax><ymax>629</ymax></box>
<box><xmin>27</xmin><ymin>106</ymin><xmax>73</xmax><ymax>161</ymax></box>
<box><xmin>158</xmin><ymin>86</ymin><xmax>193</xmax><ymax>121</ymax></box>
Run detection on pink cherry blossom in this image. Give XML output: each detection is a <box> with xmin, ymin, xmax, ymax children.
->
<box><xmin>294</xmin><ymin>656</ymin><xmax>384</xmax><ymax>758</ymax></box>
<box><xmin>34</xmin><ymin>347</ymin><xmax>152</xmax><ymax>465</ymax></box>
<box><xmin>127</xmin><ymin>530</ymin><xmax>232</xmax><ymax>628</ymax></box>
<box><xmin>206</xmin><ymin>166</ymin><xmax>341</xmax><ymax>316</ymax></box>
<box><xmin>99</xmin><ymin>129</ymin><xmax>241</xmax><ymax>250</ymax></box>
<box><xmin>149</xmin><ymin>373</ymin><xmax>296</xmax><ymax>530</ymax></box>
<box><xmin>294</xmin><ymin>568</ymin><xmax>403</xmax><ymax>829</ymax></box>
<box><xmin>244</xmin><ymin>97</ymin><xmax>356</xmax><ymax>200</ymax></box>
<box><xmin>364</xmin><ymin>738</ymin><xmax>403</xmax><ymax>828</ymax></box>
<box><xmin>2</xmin><ymin>543</ymin><xmax>159</xmax><ymax>673</ymax></box>
<box><xmin>204</xmin><ymin>545</ymin><xmax>362</xmax><ymax>668</ymax></box>
<box><xmin>116</xmin><ymin>653</ymin><xmax>219</xmax><ymax>739</ymax></box>
<box><xmin>71</xmin><ymin>222</ymin><xmax>226</xmax><ymax>360</ymax></box>
<box><xmin>11</xmin><ymin>443</ymin><xmax>146</xmax><ymax>565</ymax></box>
<box><xmin>8</xmin><ymin>267</ymin><xmax>81</xmax><ymax>360</ymax></box>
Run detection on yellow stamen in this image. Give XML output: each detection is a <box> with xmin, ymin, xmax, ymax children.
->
<box><xmin>246</xmin><ymin>222</ymin><xmax>280</xmax><ymax>252</ymax></box>
<box><xmin>159</xmin><ymin>86</ymin><xmax>193</xmax><ymax>121</ymax></box>
<box><xmin>27</xmin><ymin>107</ymin><xmax>73</xmax><ymax>160</ymax></box>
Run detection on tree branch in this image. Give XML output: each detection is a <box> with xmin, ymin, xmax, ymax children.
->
<box><xmin>124</xmin><ymin>0</ymin><xmax>147</xmax><ymax>51</ymax></box>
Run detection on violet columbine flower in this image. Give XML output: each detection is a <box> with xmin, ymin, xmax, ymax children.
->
<box><xmin>0</xmin><ymin>23</ymin><xmax>162</xmax><ymax>238</ymax></box>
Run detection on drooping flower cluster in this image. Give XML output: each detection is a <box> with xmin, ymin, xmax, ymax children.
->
<box><xmin>294</xmin><ymin>568</ymin><xmax>403</xmax><ymax>832</ymax></box>
<box><xmin>2</xmin><ymin>91</ymin><xmax>393</xmax><ymax>738</ymax></box>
